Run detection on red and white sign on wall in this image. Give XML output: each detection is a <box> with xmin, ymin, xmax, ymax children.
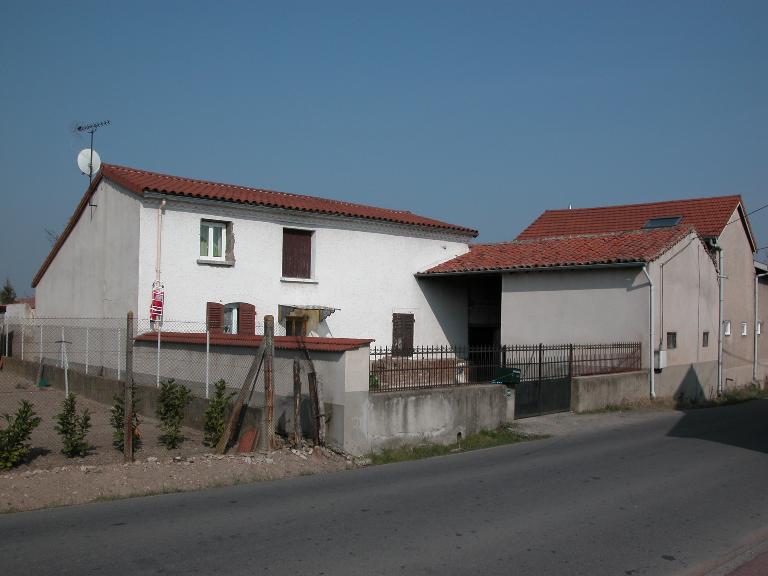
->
<box><xmin>150</xmin><ymin>282</ymin><xmax>164</xmax><ymax>323</ymax></box>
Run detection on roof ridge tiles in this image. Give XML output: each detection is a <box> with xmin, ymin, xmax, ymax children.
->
<box><xmin>102</xmin><ymin>163</ymin><xmax>421</xmax><ymax>215</ymax></box>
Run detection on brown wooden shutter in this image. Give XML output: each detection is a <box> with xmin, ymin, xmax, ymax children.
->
<box><xmin>206</xmin><ymin>302</ymin><xmax>224</xmax><ymax>333</ymax></box>
<box><xmin>238</xmin><ymin>303</ymin><xmax>256</xmax><ymax>335</ymax></box>
<box><xmin>282</xmin><ymin>229</ymin><xmax>312</xmax><ymax>279</ymax></box>
<box><xmin>392</xmin><ymin>313</ymin><xmax>414</xmax><ymax>357</ymax></box>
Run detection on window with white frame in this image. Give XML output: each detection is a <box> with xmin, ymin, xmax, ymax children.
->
<box><xmin>758</xmin><ymin>321</ymin><xmax>762</xmax><ymax>336</ymax></box>
<box><xmin>200</xmin><ymin>221</ymin><xmax>227</xmax><ymax>261</ymax></box>
<box><xmin>741</xmin><ymin>322</ymin><xmax>748</xmax><ymax>337</ymax></box>
<box><xmin>724</xmin><ymin>320</ymin><xmax>731</xmax><ymax>337</ymax></box>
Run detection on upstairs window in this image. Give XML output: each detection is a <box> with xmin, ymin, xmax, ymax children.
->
<box><xmin>758</xmin><ymin>321</ymin><xmax>762</xmax><ymax>336</ymax></box>
<box><xmin>282</xmin><ymin>228</ymin><xmax>313</xmax><ymax>279</ymax></box>
<box><xmin>200</xmin><ymin>221</ymin><xmax>227</xmax><ymax>261</ymax></box>
<box><xmin>702</xmin><ymin>331</ymin><xmax>709</xmax><ymax>347</ymax></box>
<box><xmin>643</xmin><ymin>216</ymin><xmax>682</xmax><ymax>229</ymax></box>
<box><xmin>724</xmin><ymin>320</ymin><xmax>732</xmax><ymax>337</ymax></box>
<box><xmin>741</xmin><ymin>322</ymin><xmax>748</xmax><ymax>337</ymax></box>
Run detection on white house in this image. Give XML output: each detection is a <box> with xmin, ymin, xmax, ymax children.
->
<box><xmin>32</xmin><ymin>163</ymin><xmax>477</xmax><ymax>346</ymax></box>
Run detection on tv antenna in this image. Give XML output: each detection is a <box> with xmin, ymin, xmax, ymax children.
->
<box><xmin>75</xmin><ymin>120</ymin><xmax>110</xmax><ymax>217</ymax></box>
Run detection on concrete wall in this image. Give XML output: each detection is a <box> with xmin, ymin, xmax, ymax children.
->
<box><xmin>571</xmin><ymin>371</ymin><xmax>649</xmax><ymax>412</ymax></box>
<box><xmin>344</xmin><ymin>384</ymin><xmax>511</xmax><ymax>454</ymax></box>
<box><xmin>572</xmin><ymin>360</ymin><xmax>719</xmax><ymax>412</ymax></box>
<box><xmin>501</xmin><ymin>267</ymin><xmax>649</xmax><ymax>352</ymax></box>
<box><xmin>35</xmin><ymin>180</ymin><xmax>141</xmax><ymax>318</ymax></box>
<box><xmin>137</xmin><ymin>194</ymin><xmax>471</xmax><ymax>347</ymax></box>
<box><xmin>719</xmin><ymin>210</ymin><xmax>758</xmax><ymax>386</ymax></box>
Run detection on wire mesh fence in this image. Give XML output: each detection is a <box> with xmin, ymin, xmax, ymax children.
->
<box><xmin>0</xmin><ymin>315</ymin><xmax>314</xmax><ymax>469</ymax></box>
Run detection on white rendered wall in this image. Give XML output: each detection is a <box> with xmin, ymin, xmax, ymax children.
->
<box><xmin>35</xmin><ymin>180</ymin><xmax>141</xmax><ymax>318</ymax></box>
<box><xmin>137</xmin><ymin>194</ymin><xmax>471</xmax><ymax>346</ymax></box>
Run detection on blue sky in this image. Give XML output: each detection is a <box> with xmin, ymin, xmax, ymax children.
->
<box><xmin>1</xmin><ymin>1</ymin><xmax>766</xmax><ymax>297</ymax></box>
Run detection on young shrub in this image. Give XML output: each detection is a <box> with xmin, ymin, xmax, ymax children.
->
<box><xmin>203</xmin><ymin>380</ymin><xmax>235</xmax><ymax>447</ymax></box>
<box><xmin>0</xmin><ymin>401</ymin><xmax>41</xmax><ymax>470</ymax></box>
<box><xmin>55</xmin><ymin>393</ymin><xmax>91</xmax><ymax>457</ymax></box>
<box><xmin>156</xmin><ymin>379</ymin><xmax>192</xmax><ymax>449</ymax></box>
<box><xmin>110</xmin><ymin>383</ymin><xmax>141</xmax><ymax>452</ymax></box>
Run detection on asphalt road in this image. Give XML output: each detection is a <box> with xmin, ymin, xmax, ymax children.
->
<box><xmin>2</xmin><ymin>401</ymin><xmax>768</xmax><ymax>576</ymax></box>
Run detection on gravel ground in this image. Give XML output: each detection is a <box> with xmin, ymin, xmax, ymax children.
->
<box><xmin>0</xmin><ymin>370</ymin><xmax>355</xmax><ymax>513</ymax></box>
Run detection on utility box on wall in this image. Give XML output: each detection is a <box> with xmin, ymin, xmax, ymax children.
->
<box><xmin>654</xmin><ymin>349</ymin><xmax>667</xmax><ymax>371</ymax></box>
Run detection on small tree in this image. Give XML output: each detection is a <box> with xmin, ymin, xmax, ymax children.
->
<box><xmin>110</xmin><ymin>383</ymin><xmax>141</xmax><ymax>452</ymax></box>
<box><xmin>156</xmin><ymin>379</ymin><xmax>192</xmax><ymax>449</ymax></box>
<box><xmin>0</xmin><ymin>401</ymin><xmax>41</xmax><ymax>469</ymax></box>
<box><xmin>203</xmin><ymin>380</ymin><xmax>235</xmax><ymax>447</ymax></box>
<box><xmin>0</xmin><ymin>278</ymin><xmax>16</xmax><ymax>304</ymax></box>
<box><xmin>55</xmin><ymin>393</ymin><xmax>91</xmax><ymax>457</ymax></box>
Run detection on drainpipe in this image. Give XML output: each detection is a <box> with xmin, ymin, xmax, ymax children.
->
<box><xmin>155</xmin><ymin>199</ymin><xmax>166</xmax><ymax>284</ymax></box>
<box><xmin>642</xmin><ymin>266</ymin><xmax>655</xmax><ymax>399</ymax></box>
<box><xmin>713</xmin><ymin>244</ymin><xmax>724</xmax><ymax>396</ymax></box>
<box><xmin>755</xmin><ymin>272</ymin><xmax>768</xmax><ymax>382</ymax></box>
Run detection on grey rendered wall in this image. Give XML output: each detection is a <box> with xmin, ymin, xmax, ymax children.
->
<box><xmin>649</xmin><ymin>232</ymin><xmax>718</xmax><ymax>369</ymax></box>
<box><xmin>719</xmin><ymin>211</ymin><xmax>757</xmax><ymax>386</ymax></box>
<box><xmin>759</xmin><ymin>277</ymin><xmax>768</xmax><ymax>384</ymax></box>
<box><xmin>571</xmin><ymin>371</ymin><xmax>649</xmax><ymax>412</ymax></box>
<box><xmin>500</xmin><ymin>268</ymin><xmax>648</xmax><ymax>353</ymax></box>
<box><xmin>35</xmin><ymin>180</ymin><xmax>140</xmax><ymax>318</ymax></box>
<box><xmin>344</xmin><ymin>385</ymin><xmax>509</xmax><ymax>455</ymax></box>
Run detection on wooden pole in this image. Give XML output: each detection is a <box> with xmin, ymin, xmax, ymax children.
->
<box><xmin>292</xmin><ymin>359</ymin><xmax>302</xmax><ymax>447</ymax></box>
<box><xmin>124</xmin><ymin>312</ymin><xmax>134</xmax><ymax>463</ymax></box>
<box><xmin>264</xmin><ymin>315</ymin><xmax>275</xmax><ymax>450</ymax></box>
<box><xmin>216</xmin><ymin>341</ymin><xmax>265</xmax><ymax>454</ymax></box>
<box><xmin>303</xmin><ymin>345</ymin><xmax>326</xmax><ymax>445</ymax></box>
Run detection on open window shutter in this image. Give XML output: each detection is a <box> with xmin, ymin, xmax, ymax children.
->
<box><xmin>238</xmin><ymin>303</ymin><xmax>256</xmax><ymax>335</ymax></box>
<box><xmin>282</xmin><ymin>229</ymin><xmax>312</xmax><ymax>278</ymax></box>
<box><xmin>206</xmin><ymin>302</ymin><xmax>224</xmax><ymax>333</ymax></box>
<box><xmin>392</xmin><ymin>313</ymin><xmax>414</xmax><ymax>357</ymax></box>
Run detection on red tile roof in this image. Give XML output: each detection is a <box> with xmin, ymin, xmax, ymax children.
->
<box><xmin>32</xmin><ymin>163</ymin><xmax>477</xmax><ymax>287</ymax></box>
<box><xmin>517</xmin><ymin>195</ymin><xmax>755</xmax><ymax>250</ymax></box>
<box><xmin>422</xmin><ymin>227</ymin><xmax>696</xmax><ymax>274</ymax></box>
<box><xmin>134</xmin><ymin>332</ymin><xmax>373</xmax><ymax>353</ymax></box>
<box><xmin>104</xmin><ymin>163</ymin><xmax>477</xmax><ymax>235</ymax></box>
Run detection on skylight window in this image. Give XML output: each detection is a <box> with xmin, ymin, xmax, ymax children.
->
<box><xmin>642</xmin><ymin>216</ymin><xmax>682</xmax><ymax>229</ymax></box>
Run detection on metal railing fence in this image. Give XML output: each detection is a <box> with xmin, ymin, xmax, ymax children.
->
<box><xmin>369</xmin><ymin>342</ymin><xmax>642</xmax><ymax>392</ymax></box>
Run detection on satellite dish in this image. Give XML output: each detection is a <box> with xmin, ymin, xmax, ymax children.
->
<box><xmin>77</xmin><ymin>148</ymin><xmax>101</xmax><ymax>176</ymax></box>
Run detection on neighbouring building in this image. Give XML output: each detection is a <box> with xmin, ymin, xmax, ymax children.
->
<box><xmin>32</xmin><ymin>163</ymin><xmax>477</xmax><ymax>346</ymax></box>
<box><xmin>420</xmin><ymin>227</ymin><xmax>720</xmax><ymax>400</ymax></box>
<box><xmin>513</xmin><ymin>196</ymin><xmax>761</xmax><ymax>388</ymax></box>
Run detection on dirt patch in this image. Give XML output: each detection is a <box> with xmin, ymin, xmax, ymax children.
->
<box><xmin>1</xmin><ymin>370</ymin><xmax>356</xmax><ymax>513</ymax></box>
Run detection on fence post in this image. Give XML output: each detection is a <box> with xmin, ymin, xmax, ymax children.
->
<box><xmin>60</xmin><ymin>327</ymin><xmax>64</xmax><ymax>368</ymax></box>
<box><xmin>569</xmin><ymin>344</ymin><xmax>574</xmax><ymax>378</ymax></box>
<box><xmin>85</xmin><ymin>326</ymin><xmax>89</xmax><ymax>375</ymax></box>
<box><xmin>205</xmin><ymin>329</ymin><xmax>210</xmax><ymax>400</ymax></box>
<box><xmin>264</xmin><ymin>315</ymin><xmax>275</xmax><ymax>450</ymax></box>
<box><xmin>293</xmin><ymin>358</ymin><xmax>302</xmax><ymax>447</ymax></box>
<box><xmin>124</xmin><ymin>312</ymin><xmax>134</xmax><ymax>463</ymax></box>
<box><xmin>156</xmin><ymin>322</ymin><xmax>161</xmax><ymax>387</ymax></box>
<box><xmin>117</xmin><ymin>327</ymin><xmax>121</xmax><ymax>381</ymax></box>
<box><xmin>4</xmin><ymin>315</ymin><xmax>9</xmax><ymax>357</ymax></box>
<box><xmin>39</xmin><ymin>323</ymin><xmax>43</xmax><ymax>364</ymax></box>
<box><xmin>21</xmin><ymin>322</ymin><xmax>24</xmax><ymax>361</ymax></box>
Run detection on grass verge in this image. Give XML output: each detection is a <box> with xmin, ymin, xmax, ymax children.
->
<box><xmin>370</xmin><ymin>426</ymin><xmax>548</xmax><ymax>465</ymax></box>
